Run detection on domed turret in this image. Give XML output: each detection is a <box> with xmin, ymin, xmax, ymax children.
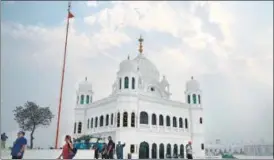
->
<box><xmin>119</xmin><ymin>56</ymin><xmax>138</xmax><ymax>74</ymax></box>
<box><xmin>160</xmin><ymin>75</ymin><xmax>169</xmax><ymax>87</ymax></box>
<box><xmin>160</xmin><ymin>75</ymin><xmax>171</xmax><ymax>99</ymax></box>
<box><xmin>187</xmin><ymin>76</ymin><xmax>204</xmax><ymax>158</ymax></box>
<box><xmin>186</xmin><ymin>76</ymin><xmax>200</xmax><ymax>92</ymax></box>
<box><xmin>185</xmin><ymin>76</ymin><xmax>201</xmax><ymax>105</ymax></box>
<box><xmin>78</xmin><ymin>77</ymin><xmax>93</xmax><ymax>92</ymax></box>
<box><xmin>116</xmin><ymin>55</ymin><xmax>139</xmax><ymax>92</ymax></box>
<box><xmin>76</xmin><ymin>77</ymin><xmax>93</xmax><ymax>106</ymax></box>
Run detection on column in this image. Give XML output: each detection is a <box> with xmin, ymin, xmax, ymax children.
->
<box><xmin>149</xmin><ymin>113</ymin><xmax>151</xmax><ymax>128</ymax></box>
<box><xmin>177</xmin><ymin>118</ymin><xmax>179</xmax><ymax>132</ymax></box>
<box><xmin>120</xmin><ymin>112</ymin><xmax>123</xmax><ymax>127</ymax></box>
<box><xmin>129</xmin><ymin>112</ymin><xmax>131</xmax><ymax>127</ymax></box>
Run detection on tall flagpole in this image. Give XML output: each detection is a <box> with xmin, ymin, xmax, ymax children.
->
<box><xmin>55</xmin><ymin>1</ymin><xmax>72</xmax><ymax>149</ymax></box>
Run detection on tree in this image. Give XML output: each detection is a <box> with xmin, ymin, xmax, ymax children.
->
<box><xmin>13</xmin><ymin>101</ymin><xmax>54</xmax><ymax>149</ymax></box>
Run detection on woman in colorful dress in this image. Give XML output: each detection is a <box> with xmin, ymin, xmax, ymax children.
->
<box><xmin>57</xmin><ymin>135</ymin><xmax>75</xmax><ymax>159</ymax></box>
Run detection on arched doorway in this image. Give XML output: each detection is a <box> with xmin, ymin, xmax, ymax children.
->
<box><xmin>159</xmin><ymin>143</ymin><xmax>165</xmax><ymax>159</ymax></box>
<box><xmin>180</xmin><ymin>144</ymin><xmax>184</xmax><ymax>158</ymax></box>
<box><xmin>152</xmin><ymin>143</ymin><xmax>157</xmax><ymax>159</ymax></box>
<box><xmin>139</xmin><ymin>141</ymin><xmax>149</xmax><ymax>159</ymax></box>
<box><xmin>166</xmin><ymin>144</ymin><xmax>171</xmax><ymax>158</ymax></box>
<box><xmin>173</xmin><ymin>144</ymin><xmax>178</xmax><ymax>158</ymax></box>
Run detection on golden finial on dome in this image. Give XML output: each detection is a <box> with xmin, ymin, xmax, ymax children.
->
<box><xmin>138</xmin><ymin>35</ymin><xmax>144</xmax><ymax>54</ymax></box>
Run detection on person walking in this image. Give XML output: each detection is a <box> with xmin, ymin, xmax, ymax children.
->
<box><xmin>57</xmin><ymin>135</ymin><xmax>76</xmax><ymax>159</ymax></box>
<box><xmin>186</xmin><ymin>141</ymin><xmax>193</xmax><ymax>159</ymax></box>
<box><xmin>106</xmin><ymin>136</ymin><xmax>115</xmax><ymax>159</ymax></box>
<box><xmin>93</xmin><ymin>139</ymin><xmax>100</xmax><ymax>159</ymax></box>
<box><xmin>1</xmin><ymin>132</ymin><xmax>8</xmax><ymax>149</ymax></box>
<box><xmin>101</xmin><ymin>143</ymin><xmax>108</xmax><ymax>159</ymax></box>
<box><xmin>116</xmin><ymin>141</ymin><xmax>125</xmax><ymax>159</ymax></box>
<box><xmin>11</xmin><ymin>131</ymin><xmax>27</xmax><ymax>159</ymax></box>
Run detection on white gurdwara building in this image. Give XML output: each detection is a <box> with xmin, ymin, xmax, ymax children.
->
<box><xmin>73</xmin><ymin>36</ymin><xmax>205</xmax><ymax>159</ymax></box>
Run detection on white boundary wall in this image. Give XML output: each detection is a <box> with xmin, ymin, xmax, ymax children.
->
<box><xmin>1</xmin><ymin>149</ymin><xmax>273</xmax><ymax>159</ymax></box>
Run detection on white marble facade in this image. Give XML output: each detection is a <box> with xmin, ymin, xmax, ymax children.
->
<box><xmin>73</xmin><ymin>37</ymin><xmax>205</xmax><ymax>159</ymax></box>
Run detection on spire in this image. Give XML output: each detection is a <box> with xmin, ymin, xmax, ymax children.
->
<box><xmin>138</xmin><ymin>35</ymin><xmax>144</xmax><ymax>54</ymax></box>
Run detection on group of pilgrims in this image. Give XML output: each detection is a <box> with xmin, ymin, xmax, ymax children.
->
<box><xmin>92</xmin><ymin>136</ymin><xmax>126</xmax><ymax>159</ymax></box>
<box><xmin>92</xmin><ymin>138</ymin><xmax>193</xmax><ymax>159</ymax></box>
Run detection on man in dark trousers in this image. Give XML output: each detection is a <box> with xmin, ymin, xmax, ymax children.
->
<box><xmin>11</xmin><ymin>131</ymin><xmax>27</xmax><ymax>159</ymax></box>
<box><xmin>186</xmin><ymin>141</ymin><xmax>193</xmax><ymax>159</ymax></box>
<box><xmin>101</xmin><ymin>143</ymin><xmax>108</xmax><ymax>159</ymax></box>
<box><xmin>93</xmin><ymin>139</ymin><xmax>100</xmax><ymax>159</ymax></box>
<box><xmin>116</xmin><ymin>141</ymin><xmax>125</xmax><ymax>159</ymax></box>
<box><xmin>1</xmin><ymin>132</ymin><xmax>8</xmax><ymax>149</ymax></box>
<box><xmin>107</xmin><ymin>136</ymin><xmax>115</xmax><ymax>159</ymax></box>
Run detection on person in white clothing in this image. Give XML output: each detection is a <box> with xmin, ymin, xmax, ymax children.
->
<box><xmin>186</xmin><ymin>141</ymin><xmax>193</xmax><ymax>159</ymax></box>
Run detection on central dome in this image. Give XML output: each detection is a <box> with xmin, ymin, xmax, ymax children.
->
<box><xmin>133</xmin><ymin>54</ymin><xmax>160</xmax><ymax>82</ymax></box>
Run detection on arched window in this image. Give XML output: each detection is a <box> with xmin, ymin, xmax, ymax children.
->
<box><xmin>111</xmin><ymin>114</ymin><xmax>114</xmax><ymax>125</ymax></box>
<box><xmin>74</xmin><ymin>122</ymin><xmax>76</xmax><ymax>133</ymax></box>
<box><xmin>117</xmin><ymin>112</ymin><xmax>120</xmax><ymax>127</ymax></box>
<box><xmin>77</xmin><ymin>122</ymin><xmax>82</xmax><ymax>134</ymax></box>
<box><xmin>159</xmin><ymin>143</ymin><xmax>165</xmax><ymax>159</ymax></box>
<box><xmin>91</xmin><ymin>118</ymin><xmax>93</xmax><ymax>128</ymax></box>
<box><xmin>140</xmin><ymin>111</ymin><xmax>149</xmax><ymax>124</ymax></box>
<box><xmin>192</xmin><ymin>94</ymin><xmax>197</xmax><ymax>104</ymax></box>
<box><xmin>132</xmin><ymin>77</ymin><xmax>135</xmax><ymax>89</ymax></box>
<box><xmin>200</xmin><ymin>117</ymin><xmax>203</xmax><ymax>124</ymax></box>
<box><xmin>152</xmin><ymin>114</ymin><xmax>157</xmax><ymax>125</ymax></box>
<box><xmin>100</xmin><ymin>115</ymin><xmax>104</xmax><ymax>127</ymax></box>
<box><xmin>123</xmin><ymin>112</ymin><xmax>128</xmax><ymax>127</ymax></box>
<box><xmin>159</xmin><ymin>115</ymin><xmax>164</xmax><ymax>126</ymax></box>
<box><xmin>201</xmin><ymin>143</ymin><xmax>204</xmax><ymax>150</ymax></box>
<box><xmin>166</xmin><ymin>144</ymin><xmax>171</xmax><ymax>157</ymax></box>
<box><xmin>179</xmin><ymin>118</ymin><xmax>183</xmax><ymax>128</ymax></box>
<box><xmin>173</xmin><ymin>117</ymin><xmax>177</xmax><ymax>127</ymax></box>
<box><xmin>106</xmin><ymin>114</ymin><xmax>109</xmax><ymax>126</ymax></box>
<box><xmin>87</xmin><ymin>119</ymin><xmax>90</xmax><ymax>129</ymax></box>
<box><xmin>152</xmin><ymin>143</ymin><xmax>157</xmax><ymax>159</ymax></box>
<box><xmin>173</xmin><ymin>144</ymin><xmax>178</xmax><ymax>157</ymax></box>
<box><xmin>130</xmin><ymin>145</ymin><xmax>135</xmax><ymax>153</ymax></box>
<box><xmin>119</xmin><ymin>78</ymin><xmax>122</xmax><ymax>89</ymax></box>
<box><xmin>124</xmin><ymin>77</ymin><xmax>129</xmax><ymax>89</ymax></box>
<box><xmin>95</xmin><ymin>117</ymin><xmax>98</xmax><ymax>128</ymax></box>
<box><xmin>76</xmin><ymin>96</ymin><xmax>79</xmax><ymax>104</ymax></box>
<box><xmin>86</xmin><ymin>95</ymin><xmax>89</xmax><ymax>104</ymax></box>
<box><xmin>180</xmin><ymin>144</ymin><xmax>184</xmax><ymax>158</ymax></box>
<box><xmin>198</xmin><ymin>95</ymin><xmax>201</xmax><ymax>104</ymax></box>
<box><xmin>80</xmin><ymin>95</ymin><xmax>84</xmax><ymax>104</ymax></box>
<box><xmin>131</xmin><ymin>112</ymin><xmax>135</xmax><ymax>127</ymax></box>
<box><xmin>185</xmin><ymin>118</ymin><xmax>188</xmax><ymax>129</ymax></box>
<box><xmin>90</xmin><ymin>96</ymin><xmax>93</xmax><ymax>103</ymax></box>
<box><xmin>187</xmin><ymin>95</ymin><xmax>191</xmax><ymax>104</ymax></box>
<box><xmin>166</xmin><ymin>116</ymin><xmax>170</xmax><ymax>127</ymax></box>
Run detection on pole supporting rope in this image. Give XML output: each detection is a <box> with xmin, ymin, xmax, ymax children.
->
<box><xmin>55</xmin><ymin>1</ymin><xmax>72</xmax><ymax>149</ymax></box>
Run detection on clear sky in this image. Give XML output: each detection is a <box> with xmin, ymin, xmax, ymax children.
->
<box><xmin>1</xmin><ymin>1</ymin><xmax>273</xmax><ymax>148</ymax></box>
